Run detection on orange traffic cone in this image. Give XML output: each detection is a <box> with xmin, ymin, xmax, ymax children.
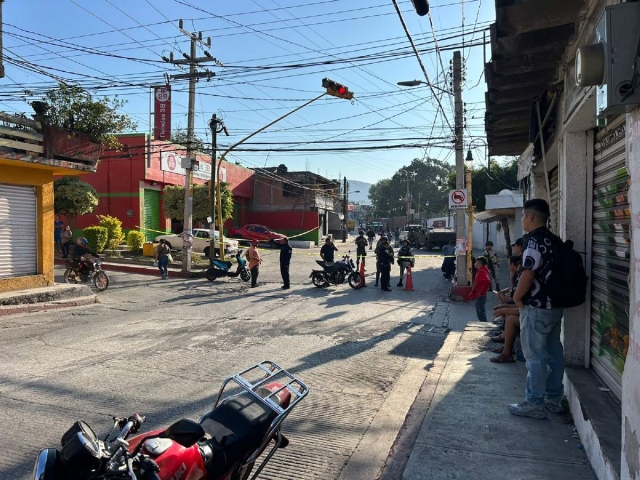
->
<box><xmin>404</xmin><ymin>264</ymin><xmax>415</xmax><ymax>291</ymax></box>
<box><xmin>359</xmin><ymin>259</ymin><xmax>367</xmax><ymax>287</ymax></box>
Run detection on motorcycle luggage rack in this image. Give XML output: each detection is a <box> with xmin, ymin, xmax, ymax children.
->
<box><xmin>212</xmin><ymin>360</ymin><xmax>309</xmax><ymax>480</ymax></box>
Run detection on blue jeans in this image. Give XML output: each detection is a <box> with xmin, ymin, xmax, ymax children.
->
<box><xmin>158</xmin><ymin>256</ymin><xmax>169</xmax><ymax>276</ymax></box>
<box><xmin>475</xmin><ymin>296</ymin><xmax>487</xmax><ymax>322</ymax></box>
<box><xmin>520</xmin><ymin>306</ymin><xmax>564</xmax><ymax>405</ymax></box>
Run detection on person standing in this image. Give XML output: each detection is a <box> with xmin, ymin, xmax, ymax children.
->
<box><xmin>510</xmin><ymin>199</ymin><xmax>564</xmax><ymax>419</ymax></box>
<box><xmin>155</xmin><ymin>239</ymin><xmax>170</xmax><ymax>279</ymax></box>
<box><xmin>366</xmin><ymin>228</ymin><xmax>376</xmax><ymax>250</ymax></box>
<box><xmin>373</xmin><ymin>234</ymin><xmax>386</xmax><ymax>286</ymax></box>
<box><xmin>355</xmin><ymin>230</ymin><xmax>367</xmax><ymax>270</ymax></box>
<box><xmin>441</xmin><ymin>240</ymin><xmax>456</xmax><ymax>280</ymax></box>
<box><xmin>377</xmin><ymin>237</ymin><xmax>394</xmax><ymax>291</ymax></box>
<box><xmin>397</xmin><ymin>239</ymin><xmax>414</xmax><ymax>287</ymax></box>
<box><xmin>467</xmin><ymin>257</ymin><xmax>491</xmax><ymax>322</ymax></box>
<box><xmin>248</xmin><ymin>239</ymin><xmax>262</xmax><ymax>288</ymax></box>
<box><xmin>61</xmin><ymin>225</ymin><xmax>73</xmax><ymax>259</ymax></box>
<box><xmin>320</xmin><ymin>236</ymin><xmax>338</xmax><ymax>265</ymax></box>
<box><xmin>279</xmin><ymin>236</ymin><xmax>292</xmax><ymax>290</ymax></box>
<box><xmin>54</xmin><ymin>215</ymin><xmax>64</xmax><ymax>254</ymax></box>
<box><xmin>483</xmin><ymin>241</ymin><xmax>500</xmax><ymax>291</ymax></box>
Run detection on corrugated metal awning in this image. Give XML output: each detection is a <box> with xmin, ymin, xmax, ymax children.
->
<box><xmin>475</xmin><ymin>208</ymin><xmax>517</xmax><ymax>223</ymax></box>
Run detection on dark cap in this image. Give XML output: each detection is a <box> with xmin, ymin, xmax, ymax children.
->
<box><xmin>511</xmin><ymin>237</ymin><xmax>524</xmax><ymax>247</ymax></box>
<box><xmin>485</xmin><ymin>241</ymin><xmax>493</xmax><ymax>246</ymax></box>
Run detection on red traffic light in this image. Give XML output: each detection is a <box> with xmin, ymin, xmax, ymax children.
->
<box><xmin>321</xmin><ymin>77</ymin><xmax>354</xmax><ymax>100</ymax></box>
<box><xmin>338</xmin><ymin>86</ymin><xmax>346</xmax><ymax>95</ymax></box>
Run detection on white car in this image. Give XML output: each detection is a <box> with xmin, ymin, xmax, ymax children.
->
<box><xmin>155</xmin><ymin>229</ymin><xmax>239</xmax><ymax>258</ymax></box>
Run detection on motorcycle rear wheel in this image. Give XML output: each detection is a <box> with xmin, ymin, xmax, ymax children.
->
<box><xmin>63</xmin><ymin>269</ymin><xmax>78</xmax><ymax>284</ymax></box>
<box><xmin>240</xmin><ymin>268</ymin><xmax>251</xmax><ymax>282</ymax></box>
<box><xmin>206</xmin><ymin>267</ymin><xmax>221</xmax><ymax>282</ymax></box>
<box><xmin>348</xmin><ymin>272</ymin><xmax>364</xmax><ymax>289</ymax></box>
<box><xmin>312</xmin><ymin>272</ymin><xmax>329</xmax><ymax>288</ymax></box>
<box><xmin>93</xmin><ymin>271</ymin><xmax>109</xmax><ymax>291</ymax></box>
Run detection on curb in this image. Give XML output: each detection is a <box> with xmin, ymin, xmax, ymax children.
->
<box><xmin>0</xmin><ymin>295</ymin><xmax>98</xmax><ymax>316</ymax></box>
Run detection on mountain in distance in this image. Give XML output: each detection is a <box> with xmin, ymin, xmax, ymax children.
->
<box><xmin>348</xmin><ymin>180</ymin><xmax>372</xmax><ymax>205</ymax></box>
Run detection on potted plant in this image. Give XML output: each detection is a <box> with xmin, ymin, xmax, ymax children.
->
<box><xmin>28</xmin><ymin>84</ymin><xmax>137</xmax><ymax>165</ymax></box>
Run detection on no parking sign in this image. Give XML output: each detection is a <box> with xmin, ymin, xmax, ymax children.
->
<box><xmin>448</xmin><ymin>189</ymin><xmax>468</xmax><ymax>209</ymax></box>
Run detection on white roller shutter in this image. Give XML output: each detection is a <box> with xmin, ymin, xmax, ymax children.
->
<box><xmin>0</xmin><ymin>184</ymin><xmax>38</xmax><ymax>278</ymax></box>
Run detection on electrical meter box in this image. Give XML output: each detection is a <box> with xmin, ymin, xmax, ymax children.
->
<box><xmin>595</xmin><ymin>2</ymin><xmax>640</xmax><ymax>116</ymax></box>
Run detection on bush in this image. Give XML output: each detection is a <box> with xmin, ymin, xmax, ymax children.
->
<box><xmin>127</xmin><ymin>230</ymin><xmax>145</xmax><ymax>252</ymax></box>
<box><xmin>98</xmin><ymin>215</ymin><xmax>125</xmax><ymax>250</ymax></box>
<box><xmin>83</xmin><ymin>226</ymin><xmax>108</xmax><ymax>253</ymax></box>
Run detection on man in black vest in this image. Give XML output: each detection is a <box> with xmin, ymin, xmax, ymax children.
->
<box><xmin>278</xmin><ymin>237</ymin><xmax>293</xmax><ymax>290</ymax></box>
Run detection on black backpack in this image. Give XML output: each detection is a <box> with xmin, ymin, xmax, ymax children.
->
<box><xmin>547</xmin><ymin>236</ymin><xmax>588</xmax><ymax>308</ymax></box>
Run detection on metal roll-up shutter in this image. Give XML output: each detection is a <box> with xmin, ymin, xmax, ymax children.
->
<box><xmin>0</xmin><ymin>184</ymin><xmax>38</xmax><ymax>278</ymax></box>
<box><xmin>591</xmin><ymin>115</ymin><xmax>630</xmax><ymax>400</ymax></box>
<box><xmin>549</xmin><ymin>168</ymin><xmax>559</xmax><ymax>234</ymax></box>
<box><xmin>143</xmin><ymin>189</ymin><xmax>161</xmax><ymax>241</ymax></box>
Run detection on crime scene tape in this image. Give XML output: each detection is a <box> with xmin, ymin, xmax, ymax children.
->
<box><xmin>134</xmin><ymin>225</ymin><xmax>319</xmax><ymax>242</ymax></box>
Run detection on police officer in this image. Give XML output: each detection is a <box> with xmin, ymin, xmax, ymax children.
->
<box><xmin>355</xmin><ymin>230</ymin><xmax>368</xmax><ymax>270</ymax></box>
<box><xmin>279</xmin><ymin>236</ymin><xmax>292</xmax><ymax>290</ymax></box>
<box><xmin>397</xmin><ymin>239</ymin><xmax>415</xmax><ymax>287</ymax></box>
<box><xmin>377</xmin><ymin>237</ymin><xmax>394</xmax><ymax>291</ymax></box>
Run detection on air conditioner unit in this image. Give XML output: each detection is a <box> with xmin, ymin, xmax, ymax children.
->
<box><xmin>575</xmin><ymin>2</ymin><xmax>640</xmax><ymax>116</ymax></box>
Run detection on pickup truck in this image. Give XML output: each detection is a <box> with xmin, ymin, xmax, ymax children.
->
<box><xmin>425</xmin><ymin>227</ymin><xmax>456</xmax><ymax>251</ymax></box>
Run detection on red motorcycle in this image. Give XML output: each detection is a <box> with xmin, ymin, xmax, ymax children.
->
<box><xmin>32</xmin><ymin>361</ymin><xmax>308</xmax><ymax>480</ymax></box>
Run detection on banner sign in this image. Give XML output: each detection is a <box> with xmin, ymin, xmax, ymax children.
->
<box><xmin>154</xmin><ymin>85</ymin><xmax>171</xmax><ymax>140</ymax></box>
<box><xmin>160</xmin><ymin>152</ymin><xmax>212</xmax><ymax>181</ymax></box>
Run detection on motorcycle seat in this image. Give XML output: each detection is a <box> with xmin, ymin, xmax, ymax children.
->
<box><xmin>212</xmin><ymin>260</ymin><xmax>233</xmax><ymax>270</ymax></box>
<box><xmin>199</xmin><ymin>390</ymin><xmax>278</xmax><ymax>477</ymax></box>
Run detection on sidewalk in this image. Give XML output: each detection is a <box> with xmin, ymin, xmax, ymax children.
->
<box><xmin>400</xmin><ymin>315</ymin><xmax>594</xmax><ymax>479</ymax></box>
<box><xmin>0</xmin><ymin>284</ymin><xmax>97</xmax><ymax>316</ymax></box>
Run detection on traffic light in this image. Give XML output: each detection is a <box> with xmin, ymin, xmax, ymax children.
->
<box><xmin>322</xmin><ymin>78</ymin><xmax>354</xmax><ymax>100</ymax></box>
<box><xmin>411</xmin><ymin>0</ymin><xmax>429</xmax><ymax>16</ymax></box>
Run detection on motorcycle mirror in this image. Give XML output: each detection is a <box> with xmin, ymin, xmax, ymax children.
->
<box><xmin>160</xmin><ymin>419</ymin><xmax>205</xmax><ymax>448</ymax></box>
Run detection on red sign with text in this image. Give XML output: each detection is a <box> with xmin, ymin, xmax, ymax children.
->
<box><xmin>154</xmin><ymin>85</ymin><xmax>171</xmax><ymax>140</ymax></box>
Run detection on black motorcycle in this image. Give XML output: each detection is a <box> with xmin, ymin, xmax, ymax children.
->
<box><xmin>310</xmin><ymin>254</ymin><xmax>364</xmax><ymax>289</ymax></box>
<box><xmin>64</xmin><ymin>256</ymin><xmax>110</xmax><ymax>292</ymax></box>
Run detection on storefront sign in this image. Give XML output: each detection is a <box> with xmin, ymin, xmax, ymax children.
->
<box><xmin>161</xmin><ymin>152</ymin><xmax>212</xmax><ymax>180</ymax></box>
<box><xmin>154</xmin><ymin>85</ymin><xmax>171</xmax><ymax>140</ymax></box>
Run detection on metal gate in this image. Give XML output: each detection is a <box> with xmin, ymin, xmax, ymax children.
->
<box><xmin>591</xmin><ymin>115</ymin><xmax>630</xmax><ymax>400</ymax></box>
<box><xmin>549</xmin><ymin>167</ymin><xmax>559</xmax><ymax>234</ymax></box>
<box><xmin>0</xmin><ymin>184</ymin><xmax>37</xmax><ymax>278</ymax></box>
<box><xmin>143</xmin><ymin>189</ymin><xmax>161</xmax><ymax>241</ymax></box>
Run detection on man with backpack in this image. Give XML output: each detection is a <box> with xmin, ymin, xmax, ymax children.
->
<box><xmin>509</xmin><ymin>199</ymin><xmax>583</xmax><ymax>420</ymax></box>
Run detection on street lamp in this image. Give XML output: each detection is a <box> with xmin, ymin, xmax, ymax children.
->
<box><xmin>397</xmin><ymin>79</ymin><xmax>451</xmax><ymax>95</ymax></box>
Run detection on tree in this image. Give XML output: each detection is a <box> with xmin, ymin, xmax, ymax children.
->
<box><xmin>163</xmin><ymin>183</ymin><xmax>234</xmax><ymax>223</ymax></box>
<box><xmin>54</xmin><ymin>176</ymin><xmax>99</xmax><ymax>227</ymax></box>
<box><xmin>368</xmin><ymin>157</ymin><xmax>454</xmax><ymax>219</ymax></box>
<box><xmin>29</xmin><ymin>84</ymin><xmax>137</xmax><ymax>150</ymax></box>
<box><xmin>446</xmin><ymin>158</ymin><xmax>519</xmax><ymax>211</ymax></box>
<box><xmin>171</xmin><ymin>128</ymin><xmax>208</xmax><ymax>153</ymax></box>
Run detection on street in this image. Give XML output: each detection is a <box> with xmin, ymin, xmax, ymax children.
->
<box><xmin>0</xmin><ymin>246</ymin><xmax>454</xmax><ymax>479</ymax></box>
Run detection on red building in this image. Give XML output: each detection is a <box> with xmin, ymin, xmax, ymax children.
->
<box><xmin>59</xmin><ymin>134</ymin><xmax>254</xmax><ymax>240</ymax></box>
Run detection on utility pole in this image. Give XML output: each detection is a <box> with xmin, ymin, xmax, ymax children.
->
<box><xmin>0</xmin><ymin>0</ymin><xmax>5</xmax><ymax>78</ymax></box>
<box><xmin>209</xmin><ymin>114</ymin><xmax>229</xmax><ymax>258</ymax></box>
<box><xmin>453</xmin><ymin>50</ymin><xmax>466</xmax><ymax>286</ymax></box>
<box><xmin>343</xmin><ymin>177</ymin><xmax>348</xmax><ymax>242</ymax></box>
<box><xmin>164</xmin><ymin>21</ymin><xmax>218</xmax><ymax>272</ymax></box>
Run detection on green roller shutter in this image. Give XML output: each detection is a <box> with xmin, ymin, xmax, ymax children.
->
<box><xmin>143</xmin><ymin>189</ymin><xmax>161</xmax><ymax>241</ymax></box>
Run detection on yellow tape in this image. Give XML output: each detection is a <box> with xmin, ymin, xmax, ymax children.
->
<box><xmin>135</xmin><ymin>225</ymin><xmax>319</xmax><ymax>241</ymax></box>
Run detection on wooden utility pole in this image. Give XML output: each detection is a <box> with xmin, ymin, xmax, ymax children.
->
<box><xmin>0</xmin><ymin>0</ymin><xmax>5</xmax><ymax>78</ymax></box>
<box><xmin>453</xmin><ymin>51</ymin><xmax>466</xmax><ymax>286</ymax></box>
<box><xmin>165</xmin><ymin>21</ymin><xmax>218</xmax><ymax>272</ymax></box>
<box><xmin>343</xmin><ymin>177</ymin><xmax>348</xmax><ymax>242</ymax></box>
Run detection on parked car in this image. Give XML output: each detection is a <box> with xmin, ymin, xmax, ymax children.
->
<box><xmin>155</xmin><ymin>228</ymin><xmax>239</xmax><ymax>258</ymax></box>
<box><xmin>227</xmin><ymin>224</ymin><xmax>286</xmax><ymax>247</ymax></box>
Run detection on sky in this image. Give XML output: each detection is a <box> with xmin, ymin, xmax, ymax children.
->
<box><xmin>2</xmin><ymin>0</ymin><xmax>496</xmax><ymax>185</ymax></box>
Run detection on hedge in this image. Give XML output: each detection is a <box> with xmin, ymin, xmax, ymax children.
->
<box><xmin>126</xmin><ymin>231</ymin><xmax>145</xmax><ymax>252</ymax></box>
<box><xmin>83</xmin><ymin>226</ymin><xmax>109</xmax><ymax>253</ymax></box>
<box><xmin>98</xmin><ymin>215</ymin><xmax>125</xmax><ymax>250</ymax></box>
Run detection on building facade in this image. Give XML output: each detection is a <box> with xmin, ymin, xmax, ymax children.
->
<box><xmin>63</xmin><ymin>134</ymin><xmax>254</xmax><ymax>241</ymax></box>
<box><xmin>250</xmin><ymin>165</ymin><xmax>340</xmax><ymax>244</ymax></box>
<box><xmin>485</xmin><ymin>1</ymin><xmax>639</xmax><ymax>477</ymax></box>
<box><xmin>0</xmin><ymin>114</ymin><xmax>98</xmax><ymax>293</ymax></box>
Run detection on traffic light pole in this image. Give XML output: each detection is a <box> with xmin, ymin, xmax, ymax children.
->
<box><xmin>216</xmin><ymin>92</ymin><xmax>327</xmax><ymax>261</ymax></box>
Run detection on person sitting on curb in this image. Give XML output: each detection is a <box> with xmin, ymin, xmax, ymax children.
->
<box><xmin>466</xmin><ymin>257</ymin><xmax>491</xmax><ymax>322</ymax></box>
<box><xmin>397</xmin><ymin>239</ymin><xmax>414</xmax><ymax>287</ymax></box>
<box><xmin>494</xmin><ymin>255</ymin><xmax>523</xmax><ymax>324</ymax></box>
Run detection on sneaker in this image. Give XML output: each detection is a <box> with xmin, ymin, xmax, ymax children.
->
<box><xmin>281</xmin><ymin>285</ymin><xmax>290</xmax><ymax>290</ymax></box>
<box><xmin>397</xmin><ymin>282</ymin><xmax>403</xmax><ymax>287</ymax></box>
<box><xmin>508</xmin><ymin>401</ymin><xmax>547</xmax><ymax>419</ymax></box>
<box><xmin>544</xmin><ymin>399</ymin><xmax>564</xmax><ymax>414</ymax></box>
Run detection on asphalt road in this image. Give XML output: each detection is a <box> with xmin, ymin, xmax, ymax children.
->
<box><xmin>0</xmin><ymin>244</ymin><xmax>452</xmax><ymax>479</ymax></box>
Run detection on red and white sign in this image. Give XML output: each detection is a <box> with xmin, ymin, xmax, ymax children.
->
<box><xmin>448</xmin><ymin>189</ymin><xmax>468</xmax><ymax>209</ymax></box>
<box><xmin>161</xmin><ymin>152</ymin><xmax>212</xmax><ymax>181</ymax></box>
<box><xmin>154</xmin><ymin>85</ymin><xmax>171</xmax><ymax>140</ymax></box>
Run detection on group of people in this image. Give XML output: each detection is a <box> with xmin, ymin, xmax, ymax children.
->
<box><xmin>354</xmin><ymin>230</ymin><xmax>415</xmax><ymax>291</ymax></box>
<box><xmin>466</xmin><ymin>198</ymin><xmax>566</xmax><ymax>419</ymax></box>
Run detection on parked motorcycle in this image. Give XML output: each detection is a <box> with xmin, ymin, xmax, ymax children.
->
<box><xmin>32</xmin><ymin>361</ymin><xmax>308</xmax><ymax>480</ymax></box>
<box><xmin>64</xmin><ymin>256</ymin><xmax>110</xmax><ymax>292</ymax></box>
<box><xmin>206</xmin><ymin>250</ymin><xmax>251</xmax><ymax>282</ymax></box>
<box><xmin>310</xmin><ymin>253</ymin><xmax>364</xmax><ymax>289</ymax></box>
